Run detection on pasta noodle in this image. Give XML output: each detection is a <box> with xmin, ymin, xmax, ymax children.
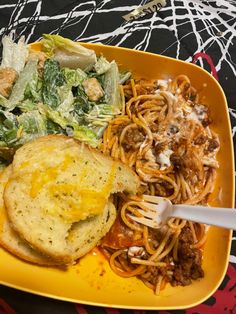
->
<box><xmin>100</xmin><ymin>75</ymin><xmax>220</xmax><ymax>293</ymax></box>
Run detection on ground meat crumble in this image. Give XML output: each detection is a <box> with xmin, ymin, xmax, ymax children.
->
<box><xmin>170</xmin><ymin>226</ymin><xmax>204</xmax><ymax>286</ymax></box>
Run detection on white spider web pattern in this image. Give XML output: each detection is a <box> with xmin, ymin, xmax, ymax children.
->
<box><xmin>1</xmin><ymin>1</ymin><xmax>235</xmax><ymax>84</ymax></box>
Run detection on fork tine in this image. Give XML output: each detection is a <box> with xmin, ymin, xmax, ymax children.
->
<box><xmin>133</xmin><ymin>208</ymin><xmax>156</xmax><ymax>219</ymax></box>
<box><xmin>127</xmin><ymin>214</ymin><xmax>160</xmax><ymax>229</ymax></box>
<box><xmin>142</xmin><ymin>194</ymin><xmax>166</xmax><ymax>204</ymax></box>
<box><xmin>142</xmin><ymin>202</ymin><xmax>158</xmax><ymax>212</ymax></box>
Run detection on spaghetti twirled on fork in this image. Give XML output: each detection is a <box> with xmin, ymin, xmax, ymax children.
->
<box><xmin>99</xmin><ymin>75</ymin><xmax>220</xmax><ymax>293</ymax></box>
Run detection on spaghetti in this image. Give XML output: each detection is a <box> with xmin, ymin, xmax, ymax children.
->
<box><xmin>99</xmin><ymin>75</ymin><xmax>220</xmax><ymax>293</ymax></box>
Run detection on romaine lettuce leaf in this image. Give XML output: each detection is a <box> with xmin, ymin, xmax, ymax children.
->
<box><xmin>39</xmin><ymin>104</ymin><xmax>68</xmax><ymax>129</ymax></box>
<box><xmin>62</xmin><ymin>68</ymin><xmax>87</xmax><ymax>87</ymax></box>
<box><xmin>39</xmin><ymin>104</ymin><xmax>98</xmax><ymax>146</ymax></box>
<box><xmin>0</xmin><ymin>110</ymin><xmax>19</xmax><ymax>147</ymax></box>
<box><xmin>103</xmin><ymin>61</ymin><xmax>122</xmax><ymax>114</ymax></box>
<box><xmin>16</xmin><ymin>99</ymin><xmax>37</xmax><ymax>112</ymax></box>
<box><xmin>24</xmin><ymin>72</ymin><xmax>42</xmax><ymax>103</ymax></box>
<box><xmin>74</xmin><ymin>85</ymin><xmax>92</xmax><ymax>114</ymax></box>
<box><xmin>119</xmin><ymin>71</ymin><xmax>132</xmax><ymax>84</ymax></box>
<box><xmin>94</xmin><ymin>56</ymin><xmax>111</xmax><ymax>75</ymax></box>
<box><xmin>17</xmin><ymin>111</ymin><xmax>47</xmax><ymax>136</ymax></box>
<box><xmin>1</xmin><ymin>34</ymin><xmax>28</xmax><ymax>73</ymax></box>
<box><xmin>0</xmin><ymin>94</ymin><xmax>7</xmax><ymax>108</ymax></box>
<box><xmin>87</xmin><ymin>103</ymin><xmax>113</xmax><ymax>123</ymax></box>
<box><xmin>57</xmin><ymin>85</ymin><xmax>75</xmax><ymax>117</ymax></box>
<box><xmin>72</xmin><ymin>125</ymin><xmax>98</xmax><ymax>147</ymax></box>
<box><xmin>7</xmin><ymin>59</ymin><xmax>38</xmax><ymax>109</ymax></box>
<box><xmin>86</xmin><ymin>103</ymin><xmax>114</xmax><ymax>138</ymax></box>
<box><xmin>42</xmin><ymin>59</ymin><xmax>65</xmax><ymax>109</ymax></box>
<box><xmin>46</xmin><ymin>119</ymin><xmax>65</xmax><ymax>135</ymax></box>
<box><xmin>41</xmin><ymin>34</ymin><xmax>97</xmax><ymax>70</ymax></box>
<box><xmin>0</xmin><ymin>109</ymin><xmax>47</xmax><ymax>149</ymax></box>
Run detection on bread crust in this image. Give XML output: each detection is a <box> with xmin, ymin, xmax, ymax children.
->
<box><xmin>0</xmin><ymin>166</ymin><xmax>63</xmax><ymax>265</ymax></box>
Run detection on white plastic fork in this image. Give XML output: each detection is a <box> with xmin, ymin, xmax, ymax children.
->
<box><xmin>128</xmin><ymin>195</ymin><xmax>236</xmax><ymax>230</ymax></box>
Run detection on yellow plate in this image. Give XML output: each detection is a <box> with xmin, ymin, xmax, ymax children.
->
<box><xmin>0</xmin><ymin>43</ymin><xmax>235</xmax><ymax>310</ymax></box>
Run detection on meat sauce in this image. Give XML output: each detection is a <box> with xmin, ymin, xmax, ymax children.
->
<box><xmin>101</xmin><ymin>215</ymin><xmax>204</xmax><ymax>287</ymax></box>
<box><xmin>101</xmin><ymin>213</ymin><xmax>144</xmax><ymax>249</ymax></box>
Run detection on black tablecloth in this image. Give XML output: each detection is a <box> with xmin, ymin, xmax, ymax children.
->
<box><xmin>0</xmin><ymin>1</ymin><xmax>235</xmax><ymax>313</ymax></box>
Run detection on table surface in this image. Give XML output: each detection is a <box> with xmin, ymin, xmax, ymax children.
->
<box><xmin>0</xmin><ymin>1</ymin><xmax>235</xmax><ymax>313</ymax></box>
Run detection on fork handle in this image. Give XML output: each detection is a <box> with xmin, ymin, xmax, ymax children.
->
<box><xmin>172</xmin><ymin>205</ymin><xmax>236</xmax><ymax>230</ymax></box>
